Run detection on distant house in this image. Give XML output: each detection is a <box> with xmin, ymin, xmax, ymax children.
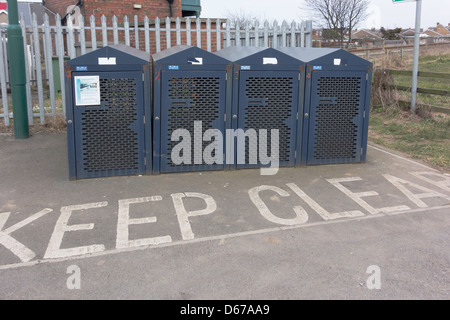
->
<box><xmin>0</xmin><ymin>0</ymin><xmax>58</xmax><ymax>25</ymax></box>
<box><xmin>401</xmin><ymin>28</ymin><xmax>415</xmax><ymax>36</ymax></box>
<box><xmin>0</xmin><ymin>0</ymin><xmax>7</xmax><ymax>24</ymax></box>
<box><xmin>400</xmin><ymin>23</ymin><xmax>450</xmax><ymax>44</ymax></box>
<box><xmin>312</xmin><ymin>29</ymin><xmax>323</xmax><ymax>41</ymax></box>
<box><xmin>424</xmin><ymin>29</ymin><xmax>443</xmax><ymax>38</ymax></box>
<box><xmin>434</xmin><ymin>23</ymin><xmax>450</xmax><ymax>36</ymax></box>
<box><xmin>352</xmin><ymin>29</ymin><xmax>383</xmax><ymax>47</ymax></box>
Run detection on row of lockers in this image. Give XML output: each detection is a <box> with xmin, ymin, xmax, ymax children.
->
<box><xmin>65</xmin><ymin>44</ymin><xmax>372</xmax><ymax>180</ymax></box>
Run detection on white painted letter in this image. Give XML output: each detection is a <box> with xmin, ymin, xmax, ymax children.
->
<box><xmin>116</xmin><ymin>197</ymin><xmax>172</xmax><ymax>249</ymax></box>
<box><xmin>286</xmin><ymin>183</ymin><xmax>364</xmax><ymax>220</ymax></box>
<box><xmin>409</xmin><ymin>171</ymin><xmax>450</xmax><ymax>193</ymax></box>
<box><xmin>384</xmin><ymin>174</ymin><xmax>450</xmax><ymax>208</ymax></box>
<box><xmin>328</xmin><ymin>177</ymin><xmax>410</xmax><ymax>215</ymax></box>
<box><xmin>0</xmin><ymin>209</ymin><xmax>52</xmax><ymax>262</ymax></box>
<box><xmin>171</xmin><ymin>192</ymin><xmax>217</xmax><ymax>240</ymax></box>
<box><xmin>248</xmin><ymin>185</ymin><xmax>308</xmax><ymax>225</ymax></box>
<box><xmin>44</xmin><ymin>202</ymin><xmax>107</xmax><ymax>259</ymax></box>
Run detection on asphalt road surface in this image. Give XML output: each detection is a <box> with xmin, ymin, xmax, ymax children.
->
<box><xmin>0</xmin><ymin>132</ymin><xmax>449</xmax><ymax>300</ymax></box>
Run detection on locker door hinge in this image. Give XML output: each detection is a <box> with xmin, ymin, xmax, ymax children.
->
<box><xmin>224</xmin><ymin>114</ymin><xmax>226</xmax><ymax>122</ymax></box>
<box><xmin>143</xmin><ymin>73</ymin><xmax>145</xmax><ymax>82</ymax></box>
<box><xmin>295</xmin><ymin>151</ymin><xmax>297</xmax><ymax>158</ymax></box>
<box><xmin>143</xmin><ymin>115</ymin><xmax>145</xmax><ymax>124</ymax></box>
<box><xmin>366</xmin><ymin>73</ymin><xmax>368</xmax><ymax>81</ymax></box>
<box><xmin>361</xmin><ymin>148</ymin><xmax>363</xmax><ymax>156</ymax></box>
<box><xmin>363</xmin><ymin>111</ymin><xmax>366</xmax><ymax>119</ymax></box>
<box><xmin>296</xmin><ymin>112</ymin><xmax>299</xmax><ymax>120</ymax></box>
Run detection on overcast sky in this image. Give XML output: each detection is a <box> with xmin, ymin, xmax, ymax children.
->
<box><xmin>200</xmin><ymin>0</ymin><xmax>450</xmax><ymax>30</ymax></box>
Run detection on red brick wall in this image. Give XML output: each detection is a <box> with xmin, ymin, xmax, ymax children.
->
<box><xmin>45</xmin><ymin>0</ymin><xmax>182</xmax><ymax>21</ymax></box>
<box><xmin>83</xmin><ymin>0</ymin><xmax>182</xmax><ymax>22</ymax></box>
<box><xmin>47</xmin><ymin>1</ymin><xmax>225</xmax><ymax>56</ymax></box>
<box><xmin>45</xmin><ymin>0</ymin><xmax>73</xmax><ymax>17</ymax></box>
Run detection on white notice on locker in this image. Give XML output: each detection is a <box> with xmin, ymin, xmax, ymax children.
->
<box><xmin>74</xmin><ymin>76</ymin><xmax>101</xmax><ymax>106</ymax></box>
<box><xmin>98</xmin><ymin>57</ymin><xmax>117</xmax><ymax>65</ymax></box>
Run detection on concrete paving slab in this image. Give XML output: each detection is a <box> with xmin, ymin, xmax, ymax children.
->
<box><xmin>0</xmin><ymin>132</ymin><xmax>449</xmax><ymax>300</ymax></box>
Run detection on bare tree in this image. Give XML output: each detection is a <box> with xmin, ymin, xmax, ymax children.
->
<box><xmin>345</xmin><ymin>0</ymin><xmax>370</xmax><ymax>46</ymax></box>
<box><xmin>224</xmin><ymin>9</ymin><xmax>263</xmax><ymax>29</ymax></box>
<box><xmin>303</xmin><ymin>0</ymin><xmax>369</xmax><ymax>47</ymax></box>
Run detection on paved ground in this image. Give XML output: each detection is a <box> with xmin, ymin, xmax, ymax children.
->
<box><xmin>0</xmin><ymin>131</ymin><xmax>449</xmax><ymax>300</ymax></box>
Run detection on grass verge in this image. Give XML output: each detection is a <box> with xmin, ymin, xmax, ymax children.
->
<box><xmin>369</xmin><ymin>46</ymin><xmax>450</xmax><ymax>173</ymax></box>
<box><xmin>369</xmin><ymin>108</ymin><xmax>449</xmax><ymax>173</ymax></box>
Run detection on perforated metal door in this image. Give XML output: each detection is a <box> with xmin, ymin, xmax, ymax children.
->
<box><xmin>160</xmin><ymin>71</ymin><xmax>226</xmax><ymax>173</ymax></box>
<box><xmin>307</xmin><ymin>71</ymin><xmax>366</xmax><ymax>165</ymax></box>
<box><xmin>237</xmin><ymin>71</ymin><xmax>298</xmax><ymax>168</ymax></box>
<box><xmin>73</xmin><ymin>71</ymin><xmax>145</xmax><ymax>178</ymax></box>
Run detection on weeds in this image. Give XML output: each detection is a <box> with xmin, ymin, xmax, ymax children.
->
<box><xmin>0</xmin><ymin>115</ymin><xmax>67</xmax><ymax>134</ymax></box>
<box><xmin>369</xmin><ymin>45</ymin><xmax>450</xmax><ymax>172</ymax></box>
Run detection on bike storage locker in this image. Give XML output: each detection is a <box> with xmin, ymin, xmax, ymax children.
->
<box><xmin>278</xmin><ymin>47</ymin><xmax>373</xmax><ymax>166</ymax></box>
<box><xmin>152</xmin><ymin>45</ymin><xmax>231</xmax><ymax>174</ymax></box>
<box><xmin>66</xmin><ymin>44</ymin><xmax>151</xmax><ymax>180</ymax></box>
<box><xmin>214</xmin><ymin>46</ymin><xmax>306</xmax><ymax>169</ymax></box>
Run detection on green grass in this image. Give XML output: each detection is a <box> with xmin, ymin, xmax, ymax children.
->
<box><xmin>390</xmin><ymin>53</ymin><xmax>450</xmax><ymax>108</ymax></box>
<box><xmin>369</xmin><ymin>50</ymin><xmax>450</xmax><ymax>172</ymax></box>
<box><xmin>414</xmin><ymin>54</ymin><xmax>450</xmax><ymax>73</ymax></box>
<box><xmin>369</xmin><ymin>112</ymin><xmax>450</xmax><ymax>172</ymax></box>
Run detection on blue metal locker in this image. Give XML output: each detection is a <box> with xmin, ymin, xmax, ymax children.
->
<box><xmin>152</xmin><ymin>45</ymin><xmax>231</xmax><ymax>174</ymax></box>
<box><xmin>307</xmin><ymin>70</ymin><xmax>367</xmax><ymax>165</ymax></box>
<box><xmin>65</xmin><ymin>44</ymin><xmax>151</xmax><ymax>180</ymax></box>
<box><xmin>277</xmin><ymin>48</ymin><xmax>373</xmax><ymax>166</ymax></box>
<box><xmin>214</xmin><ymin>47</ymin><xmax>305</xmax><ymax>169</ymax></box>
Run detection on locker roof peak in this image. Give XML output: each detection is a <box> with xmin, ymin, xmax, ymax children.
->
<box><xmin>276</xmin><ymin>47</ymin><xmax>371</xmax><ymax>66</ymax></box>
<box><xmin>214</xmin><ymin>46</ymin><xmax>305</xmax><ymax>66</ymax></box>
<box><xmin>66</xmin><ymin>44</ymin><xmax>150</xmax><ymax>66</ymax></box>
<box><xmin>152</xmin><ymin>45</ymin><xmax>231</xmax><ymax>66</ymax></box>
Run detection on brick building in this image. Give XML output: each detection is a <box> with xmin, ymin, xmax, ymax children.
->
<box><xmin>43</xmin><ymin>0</ymin><xmax>201</xmax><ymax>24</ymax></box>
<box><xmin>42</xmin><ymin>0</ymin><xmax>221</xmax><ymax>53</ymax></box>
<box><xmin>0</xmin><ymin>1</ymin><xmax>7</xmax><ymax>25</ymax></box>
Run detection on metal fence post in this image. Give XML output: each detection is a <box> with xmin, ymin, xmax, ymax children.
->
<box><xmin>1</xmin><ymin>15</ymin><xmax>317</xmax><ymax>127</ymax></box>
<box><xmin>6</xmin><ymin>0</ymin><xmax>28</xmax><ymax>137</ymax></box>
<box><xmin>305</xmin><ymin>20</ymin><xmax>313</xmax><ymax>47</ymax></box>
<box><xmin>411</xmin><ymin>0</ymin><xmax>422</xmax><ymax>113</ymax></box>
<box><xmin>0</xmin><ymin>30</ymin><xmax>9</xmax><ymax>126</ymax></box>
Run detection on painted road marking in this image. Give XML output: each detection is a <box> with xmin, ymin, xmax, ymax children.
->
<box><xmin>367</xmin><ymin>144</ymin><xmax>440</xmax><ymax>171</ymax></box>
<box><xmin>383</xmin><ymin>174</ymin><xmax>450</xmax><ymax>208</ymax></box>
<box><xmin>1</xmin><ymin>204</ymin><xmax>449</xmax><ymax>272</ymax></box>
<box><xmin>286</xmin><ymin>183</ymin><xmax>364</xmax><ymax>220</ymax></box>
<box><xmin>409</xmin><ymin>172</ymin><xmax>450</xmax><ymax>193</ymax></box>
<box><xmin>327</xmin><ymin>177</ymin><xmax>411</xmax><ymax>215</ymax></box>
<box><xmin>172</xmin><ymin>192</ymin><xmax>218</xmax><ymax>240</ymax></box>
<box><xmin>0</xmin><ymin>209</ymin><xmax>53</xmax><ymax>262</ymax></box>
<box><xmin>248</xmin><ymin>185</ymin><xmax>309</xmax><ymax>225</ymax></box>
<box><xmin>0</xmin><ymin>171</ymin><xmax>449</xmax><ymax>270</ymax></box>
<box><xmin>117</xmin><ymin>197</ymin><xmax>172</xmax><ymax>249</ymax></box>
<box><xmin>44</xmin><ymin>202</ymin><xmax>107</xmax><ymax>259</ymax></box>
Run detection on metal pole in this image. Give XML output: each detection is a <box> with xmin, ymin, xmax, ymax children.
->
<box><xmin>411</xmin><ymin>0</ymin><xmax>422</xmax><ymax>113</ymax></box>
<box><xmin>7</xmin><ymin>0</ymin><xmax>29</xmax><ymax>138</ymax></box>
